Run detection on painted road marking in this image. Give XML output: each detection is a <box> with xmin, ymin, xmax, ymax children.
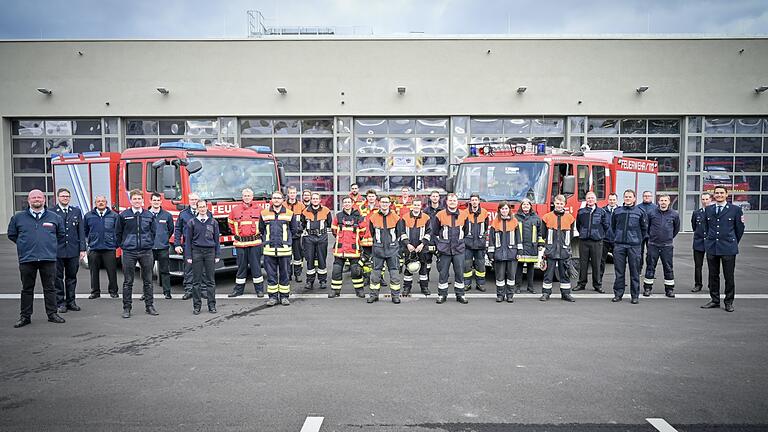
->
<box><xmin>2</xmin><ymin>293</ymin><xmax>768</xmax><ymax>300</ymax></box>
<box><xmin>754</xmin><ymin>245</ymin><xmax>768</xmax><ymax>249</ymax></box>
<box><xmin>647</xmin><ymin>418</ymin><xmax>679</xmax><ymax>432</ymax></box>
<box><xmin>299</xmin><ymin>416</ymin><xmax>324</xmax><ymax>432</ymax></box>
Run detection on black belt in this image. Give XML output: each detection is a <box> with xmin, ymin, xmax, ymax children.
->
<box><xmin>235</xmin><ymin>235</ymin><xmax>261</xmax><ymax>242</ymax></box>
<box><xmin>307</xmin><ymin>229</ymin><xmax>328</xmax><ymax>236</ymax></box>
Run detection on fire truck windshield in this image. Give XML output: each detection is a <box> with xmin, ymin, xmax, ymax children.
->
<box><xmin>455</xmin><ymin>162</ymin><xmax>549</xmax><ymax>203</ymax></box>
<box><xmin>188</xmin><ymin>157</ymin><xmax>277</xmax><ymax>201</ymax></box>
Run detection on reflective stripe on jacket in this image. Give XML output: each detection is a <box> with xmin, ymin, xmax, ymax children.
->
<box><xmin>541</xmin><ymin>210</ymin><xmax>576</xmax><ymax>260</ymax></box>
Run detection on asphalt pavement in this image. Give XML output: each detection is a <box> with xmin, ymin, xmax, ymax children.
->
<box><xmin>1</xmin><ymin>234</ymin><xmax>767</xmax><ymax>431</ymax></box>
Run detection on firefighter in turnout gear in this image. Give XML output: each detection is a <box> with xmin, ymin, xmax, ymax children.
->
<box><xmin>643</xmin><ymin>194</ymin><xmax>681</xmax><ymax>298</ymax></box>
<box><xmin>285</xmin><ymin>186</ymin><xmax>306</xmax><ymax>283</ymax></box>
<box><xmin>464</xmin><ymin>194</ymin><xmax>489</xmax><ymax>292</ymax></box>
<box><xmin>259</xmin><ymin>192</ymin><xmax>299</xmax><ymax>307</ymax></box>
<box><xmin>301</xmin><ymin>193</ymin><xmax>333</xmax><ymax>291</ymax></box>
<box><xmin>540</xmin><ymin>195</ymin><xmax>576</xmax><ymax>302</ymax></box>
<box><xmin>349</xmin><ymin>183</ymin><xmax>366</xmax><ymax>207</ymax></box>
<box><xmin>514</xmin><ymin>199</ymin><xmax>544</xmax><ymax>294</ymax></box>
<box><xmin>432</xmin><ymin>193</ymin><xmax>469</xmax><ymax>304</ymax></box>
<box><xmin>398</xmin><ymin>198</ymin><xmax>431</xmax><ymax>297</ymax></box>
<box><xmin>227</xmin><ymin>188</ymin><xmax>264</xmax><ymax>298</ymax></box>
<box><xmin>423</xmin><ymin>190</ymin><xmax>443</xmax><ymax>283</ymax></box>
<box><xmin>330</xmin><ymin>197</ymin><xmax>365</xmax><ymax>298</ymax></box>
<box><xmin>366</xmin><ymin>196</ymin><xmax>403</xmax><ymax>304</ymax></box>
<box><xmin>392</xmin><ymin>186</ymin><xmax>413</xmax><ymax>219</ymax></box>
<box><xmin>358</xmin><ymin>190</ymin><xmax>379</xmax><ymax>290</ymax></box>
<box><xmin>488</xmin><ymin>201</ymin><xmax>520</xmax><ymax>303</ymax></box>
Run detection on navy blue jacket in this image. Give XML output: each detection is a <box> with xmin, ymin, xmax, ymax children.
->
<box><xmin>184</xmin><ymin>217</ymin><xmax>221</xmax><ymax>257</ymax></box>
<box><xmin>149</xmin><ymin>208</ymin><xmax>174</xmax><ymax>250</ymax></box>
<box><xmin>174</xmin><ymin>207</ymin><xmax>211</xmax><ymax>247</ymax></box>
<box><xmin>637</xmin><ymin>202</ymin><xmax>657</xmax><ymax>240</ymax></box>
<box><xmin>575</xmin><ymin>205</ymin><xmax>610</xmax><ymax>241</ymax></box>
<box><xmin>116</xmin><ymin>208</ymin><xmax>156</xmax><ymax>251</ymax></box>
<box><xmin>602</xmin><ymin>205</ymin><xmax>618</xmax><ymax>244</ymax></box>
<box><xmin>8</xmin><ymin>209</ymin><xmax>65</xmax><ymax>263</ymax></box>
<box><xmin>611</xmin><ymin>205</ymin><xmax>648</xmax><ymax>246</ymax></box>
<box><xmin>702</xmin><ymin>203</ymin><xmax>745</xmax><ymax>256</ymax></box>
<box><xmin>83</xmin><ymin>208</ymin><xmax>119</xmax><ymax>251</ymax></box>
<box><xmin>647</xmin><ymin>207</ymin><xmax>681</xmax><ymax>247</ymax></box>
<box><xmin>51</xmin><ymin>205</ymin><xmax>86</xmax><ymax>258</ymax></box>
<box><xmin>691</xmin><ymin>207</ymin><xmax>708</xmax><ymax>252</ymax></box>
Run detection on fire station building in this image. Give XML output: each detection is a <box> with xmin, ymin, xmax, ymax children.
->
<box><xmin>1</xmin><ymin>36</ymin><xmax>767</xmax><ymax>231</ymax></box>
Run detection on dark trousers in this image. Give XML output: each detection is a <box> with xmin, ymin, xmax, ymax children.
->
<box><xmin>122</xmin><ymin>249</ymin><xmax>154</xmax><ymax>309</ymax></box>
<box><xmin>494</xmin><ymin>259</ymin><xmax>516</xmax><ymax>297</ymax></box>
<box><xmin>707</xmin><ymin>254</ymin><xmax>736</xmax><ymax>305</ymax></box>
<box><xmin>693</xmin><ymin>249</ymin><xmax>706</xmax><ymax>291</ymax></box>
<box><xmin>192</xmin><ymin>247</ymin><xmax>216</xmax><ymax>309</ymax></box>
<box><xmin>613</xmin><ymin>244</ymin><xmax>641</xmax><ymax>299</ymax></box>
<box><xmin>542</xmin><ymin>258</ymin><xmax>571</xmax><ymax>294</ymax></box>
<box><xmin>577</xmin><ymin>239</ymin><xmax>603</xmax><ymax>290</ymax></box>
<box><xmin>437</xmin><ymin>253</ymin><xmax>465</xmax><ymax>296</ymax></box>
<box><xmin>264</xmin><ymin>255</ymin><xmax>291</xmax><ymax>297</ymax></box>
<box><xmin>463</xmin><ymin>247</ymin><xmax>486</xmax><ymax>288</ymax></box>
<box><xmin>599</xmin><ymin>241</ymin><xmax>613</xmax><ymax>281</ymax></box>
<box><xmin>19</xmin><ymin>261</ymin><xmax>57</xmax><ymax>319</ymax></box>
<box><xmin>361</xmin><ymin>246</ymin><xmax>373</xmax><ymax>288</ymax></box>
<box><xmin>370</xmin><ymin>254</ymin><xmax>401</xmax><ymax>293</ymax></box>
<box><xmin>55</xmin><ymin>256</ymin><xmax>80</xmax><ymax>307</ymax></box>
<box><xmin>639</xmin><ymin>239</ymin><xmax>648</xmax><ymax>273</ymax></box>
<box><xmin>331</xmin><ymin>256</ymin><xmax>364</xmax><ymax>290</ymax></box>
<box><xmin>644</xmin><ymin>244</ymin><xmax>675</xmax><ymax>292</ymax></box>
<box><xmin>291</xmin><ymin>238</ymin><xmax>304</xmax><ymax>276</ymax></box>
<box><xmin>304</xmin><ymin>237</ymin><xmax>328</xmax><ymax>285</ymax></box>
<box><xmin>516</xmin><ymin>261</ymin><xmax>536</xmax><ymax>291</ymax></box>
<box><xmin>234</xmin><ymin>246</ymin><xmax>264</xmax><ymax>294</ymax></box>
<box><xmin>182</xmin><ymin>255</ymin><xmax>193</xmax><ymax>294</ymax></box>
<box><xmin>153</xmin><ymin>248</ymin><xmax>171</xmax><ymax>295</ymax></box>
<box><xmin>403</xmin><ymin>252</ymin><xmax>429</xmax><ymax>292</ymax></box>
<box><xmin>89</xmin><ymin>249</ymin><xmax>118</xmax><ymax>295</ymax></box>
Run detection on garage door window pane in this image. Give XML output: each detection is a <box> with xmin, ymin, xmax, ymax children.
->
<box><xmin>274</xmin><ymin>138</ymin><xmax>300</xmax><ymax>153</ymax></box>
<box><xmin>302</xmin><ymin>119</ymin><xmax>333</xmax><ymax>135</ymax></box>
<box><xmin>73</xmin><ymin>139</ymin><xmax>103</xmax><ymax>153</ymax></box>
<box><xmin>126</xmin><ymin>120</ymin><xmax>158</xmax><ymax>135</ymax></box>
<box><xmin>588</xmin><ymin>118</ymin><xmax>619</xmax><ymax>134</ymax></box>
<box><xmin>704</xmin><ymin>118</ymin><xmax>735</xmax><ymax>134</ymax></box>
<box><xmin>13</xmin><ymin>158</ymin><xmax>46</xmax><ymax>174</ymax></box>
<box><xmin>619</xmin><ymin>137</ymin><xmax>644</xmax><ymax>153</ymax></box>
<box><xmin>73</xmin><ymin>120</ymin><xmax>102</xmax><ymax>135</ymax></box>
<box><xmin>47</xmin><ymin>139</ymin><xmax>72</xmax><ymax>154</ymax></box>
<box><xmin>621</xmin><ymin>119</ymin><xmax>646</xmax><ymax>134</ymax></box>
<box><xmin>302</xmin><ymin>156</ymin><xmax>333</xmax><ymax>172</ymax></box>
<box><xmin>736</xmin><ymin>137</ymin><xmax>762</xmax><ymax>153</ymax></box>
<box><xmin>241</xmin><ymin>119</ymin><xmax>273</xmax><ymax>134</ymax></box>
<box><xmin>302</xmin><ymin>137</ymin><xmax>333</xmax><ymax>154</ymax></box>
<box><xmin>704</xmin><ymin>137</ymin><xmax>734</xmax><ymax>153</ymax></box>
<box><xmin>274</xmin><ymin>119</ymin><xmax>300</xmax><ymax>135</ymax></box>
<box><xmin>12</xmin><ymin>120</ymin><xmax>44</xmax><ymax>136</ymax></box>
<box><xmin>736</xmin><ymin>118</ymin><xmax>763</xmax><ymax>134</ymax></box>
<box><xmin>588</xmin><ymin>137</ymin><xmax>619</xmax><ymax>151</ymax></box>
<box><xmin>648</xmin><ymin>137</ymin><xmax>679</xmax><ymax>153</ymax></box>
<box><xmin>13</xmin><ymin>139</ymin><xmax>45</xmax><ymax>154</ymax></box>
<box><xmin>648</xmin><ymin>119</ymin><xmax>680</xmax><ymax>134</ymax></box>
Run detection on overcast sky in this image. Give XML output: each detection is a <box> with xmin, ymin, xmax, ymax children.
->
<box><xmin>0</xmin><ymin>0</ymin><xmax>766</xmax><ymax>39</ymax></box>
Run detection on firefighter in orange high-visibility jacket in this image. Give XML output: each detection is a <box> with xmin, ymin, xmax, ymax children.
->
<box><xmin>398</xmin><ymin>197</ymin><xmax>431</xmax><ymax>297</ymax></box>
<box><xmin>227</xmin><ymin>188</ymin><xmax>264</xmax><ymax>298</ymax></box>
<box><xmin>300</xmin><ymin>192</ymin><xmax>333</xmax><ymax>291</ymax></box>
<box><xmin>285</xmin><ymin>186</ymin><xmax>306</xmax><ymax>283</ymax></box>
<box><xmin>357</xmin><ymin>189</ymin><xmax>379</xmax><ymax>290</ymax></box>
<box><xmin>329</xmin><ymin>196</ymin><xmax>366</xmax><ymax>298</ymax></box>
<box><xmin>487</xmin><ymin>201</ymin><xmax>520</xmax><ymax>303</ymax></box>
<box><xmin>259</xmin><ymin>191</ymin><xmax>299</xmax><ymax>307</ymax></box>
<box><xmin>539</xmin><ymin>195</ymin><xmax>576</xmax><ymax>303</ymax></box>
<box><xmin>366</xmin><ymin>196</ymin><xmax>403</xmax><ymax>304</ymax></box>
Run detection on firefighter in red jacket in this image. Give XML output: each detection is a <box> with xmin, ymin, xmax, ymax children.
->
<box><xmin>301</xmin><ymin>192</ymin><xmax>333</xmax><ymax>291</ymax></box>
<box><xmin>227</xmin><ymin>188</ymin><xmax>264</xmax><ymax>297</ymax></box>
<box><xmin>464</xmin><ymin>194</ymin><xmax>489</xmax><ymax>292</ymax></box>
<box><xmin>330</xmin><ymin>196</ymin><xmax>365</xmax><ymax>298</ymax></box>
<box><xmin>432</xmin><ymin>193</ymin><xmax>469</xmax><ymax>304</ymax></box>
<box><xmin>259</xmin><ymin>191</ymin><xmax>299</xmax><ymax>307</ymax></box>
<box><xmin>398</xmin><ymin>198</ymin><xmax>431</xmax><ymax>297</ymax></box>
<box><xmin>285</xmin><ymin>186</ymin><xmax>306</xmax><ymax>283</ymax></box>
<box><xmin>367</xmin><ymin>196</ymin><xmax>403</xmax><ymax>304</ymax></box>
<box><xmin>540</xmin><ymin>194</ymin><xmax>576</xmax><ymax>302</ymax></box>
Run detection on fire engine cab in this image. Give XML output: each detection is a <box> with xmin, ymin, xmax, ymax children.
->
<box><xmin>446</xmin><ymin>140</ymin><xmax>659</xmax><ymax>272</ymax></box>
<box><xmin>51</xmin><ymin>141</ymin><xmax>286</xmax><ymax>276</ymax></box>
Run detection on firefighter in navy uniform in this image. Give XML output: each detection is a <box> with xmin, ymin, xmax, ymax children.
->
<box><xmin>637</xmin><ymin>191</ymin><xmax>658</xmax><ymax>274</ymax></box>
<box><xmin>690</xmin><ymin>193</ymin><xmax>712</xmax><ymax>292</ymax></box>
<box><xmin>259</xmin><ymin>191</ymin><xmax>299</xmax><ymax>307</ymax></box>
<box><xmin>539</xmin><ymin>195</ymin><xmax>576</xmax><ymax>302</ymax></box>
<box><xmin>599</xmin><ymin>193</ymin><xmax>619</xmax><ymax>283</ymax></box>
<box><xmin>330</xmin><ymin>197</ymin><xmax>365</xmax><ymax>298</ymax></box>
<box><xmin>148</xmin><ymin>193</ymin><xmax>175</xmax><ymax>299</ymax></box>
<box><xmin>116</xmin><ymin>189</ymin><xmax>157</xmax><ymax>318</ymax></box>
<box><xmin>285</xmin><ymin>186</ymin><xmax>306</xmax><ymax>282</ymax></box>
<box><xmin>574</xmin><ymin>191</ymin><xmax>610</xmax><ymax>293</ymax></box>
<box><xmin>700</xmin><ymin>186</ymin><xmax>745</xmax><ymax>313</ymax></box>
<box><xmin>487</xmin><ymin>201</ymin><xmax>520</xmax><ymax>303</ymax></box>
<box><xmin>423</xmin><ymin>190</ymin><xmax>443</xmax><ymax>282</ymax></box>
<box><xmin>398</xmin><ymin>198</ymin><xmax>432</xmax><ymax>297</ymax></box>
<box><xmin>227</xmin><ymin>188</ymin><xmax>265</xmax><ymax>298</ymax></box>
<box><xmin>301</xmin><ymin>193</ymin><xmax>333</xmax><ymax>291</ymax></box>
<box><xmin>51</xmin><ymin>188</ymin><xmax>86</xmax><ymax>313</ymax></box>
<box><xmin>366</xmin><ymin>196</ymin><xmax>403</xmax><ymax>304</ymax></box>
<box><xmin>432</xmin><ymin>193</ymin><xmax>469</xmax><ymax>304</ymax></box>
<box><xmin>642</xmin><ymin>194</ymin><xmax>681</xmax><ymax>298</ymax></box>
<box><xmin>174</xmin><ymin>193</ymin><xmax>209</xmax><ymax>300</ymax></box>
<box><xmin>611</xmin><ymin>189</ymin><xmax>648</xmax><ymax>304</ymax></box>
<box><xmin>464</xmin><ymin>194</ymin><xmax>489</xmax><ymax>292</ymax></box>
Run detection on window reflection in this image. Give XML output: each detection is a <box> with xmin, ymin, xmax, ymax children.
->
<box><xmin>587</xmin><ymin>118</ymin><xmax>619</xmax><ymax>134</ymax></box>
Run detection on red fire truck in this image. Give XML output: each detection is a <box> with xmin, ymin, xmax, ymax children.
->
<box><xmin>446</xmin><ymin>141</ymin><xmax>658</xmax><ymax>275</ymax></box>
<box><xmin>51</xmin><ymin>141</ymin><xmax>285</xmax><ymax>276</ymax></box>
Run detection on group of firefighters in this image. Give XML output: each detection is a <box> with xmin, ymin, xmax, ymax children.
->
<box><xmin>7</xmin><ymin>180</ymin><xmax>745</xmax><ymax>327</ymax></box>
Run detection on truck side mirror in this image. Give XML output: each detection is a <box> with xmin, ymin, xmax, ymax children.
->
<box><xmin>562</xmin><ymin>175</ymin><xmax>576</xmax><ymax>195</ymax></box>
<box><xmin>277</xmin><ymin>163</ymin><xmax>287</xmax><ymax>193</ymax></box>
<box><xmin>446</xmin><ymin>176</ymin><xmax>455</xmax><ymax>193</ymax></box>
<box><xmin>186</xmin><ymin>160</ymin><xmax>202</xmax><ymax>174</ymax></box>
<box><xmin>161</xmin><ymin>165</ymin><xmax>178</xmax><ymax>199</ymax></box>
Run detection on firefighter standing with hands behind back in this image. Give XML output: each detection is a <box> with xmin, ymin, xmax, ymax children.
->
<box><xmin>329</xmin><ymin>196</ymin><xmax>366</xmax><ymax>298</ymax></box>
<box><xmin>285</xmin><ymin>186</ymin><xmax>306</xmax><ymax>282</ymax></box>
<box><xmin>228</xmin><ymin>188</ymin><xmax>265</xmax><ymax>298</ymax></box>
<box><xmin>260</xmin><ymin>191</ymin><xmax>299</xmax><ymax>307</ymax></box>
<box><xmin>366</xmin><ymin>196</ymin><xmax>403</xmax><ymax>304</ymax></box>
<box><xmin>643</xmin><ymin>193</ymin><xmax>681</xmax><ymax>298</ymax></box>
<box><xmin>540</xmin><ymin>195</ymin><xmax>576</xmax><ymax>303</ymax></box>
<box><xmin>301</xmin><ymin>192</ymin><xmax>333</xmax><ymax>291</ymax></box>
<box><xmin>398</xmin><ymin>198</ymin><xmax>432</xmax><ymax>297</ymax></box>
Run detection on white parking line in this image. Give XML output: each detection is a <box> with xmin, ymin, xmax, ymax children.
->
<box><xmin>299</xmin><ymin>416</ymin><xmax>324</xmax><ymax>432</ymax></box>
<box><xmin>2</xmin><ymin>293</ymin><xmax>768</xmax><ymax>300</ymax></box>
<box><xmin>647</xmin><ymin>418</ymin><xmax>679</xmax><ymax>432</ymax></box>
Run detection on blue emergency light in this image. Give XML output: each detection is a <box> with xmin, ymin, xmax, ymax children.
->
<box><xmin>159</xmin><ymin>141</ymin><xmax>207</xmax><ymax>151</ymax></box>
<box><xmin>246</xmin><ymin>145</ymin><xmax>273</xmax><ymax>154</ymax></box>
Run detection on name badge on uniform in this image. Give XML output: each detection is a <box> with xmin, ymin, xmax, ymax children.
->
<box><xmin>42</xmin><ymin>222</ymin><xmax>54</xmax><ymax>227</ymax></box>
<box><xmin>159</xmin><ymin>220</ymin><xmax>167</xmax><ymax>224</ymax></box>
<box><xmin>125</xmin><ymin>216</ymin><xmax>135</xmax><ymax>220</ymax></box>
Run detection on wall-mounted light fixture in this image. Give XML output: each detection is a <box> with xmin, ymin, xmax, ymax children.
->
<box><xmin>755</xmin><ymin>86</ymin><xmax>768</xmax><ymax>94</ymax></box>
<box><xmin>516</xmin><ymin>86</ymin><xmax>527</xmax><ymax>94</ymax></box>
<box><xmin>37</xmin><ymin>88</ymin><xmax>52</xmax><ymax>95</ymax></box>
<box><xmin>157</xmin><ymin>87</ymin><xmax>169</xmax><ymax>95</ymax></box>
<box><xmin>636</xmin><ymin>86</ymin><xmax>649</xmax><ymax>93</ymax></box>
<box><xmin>397</xmin><ymin>86</ymin><xmax>406</xmax><ymax>95</ymax></box>
<box><xmin>277</xmin><ymin>87</ymin><xmax>288</xmax><ymax>95</ymax></box>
